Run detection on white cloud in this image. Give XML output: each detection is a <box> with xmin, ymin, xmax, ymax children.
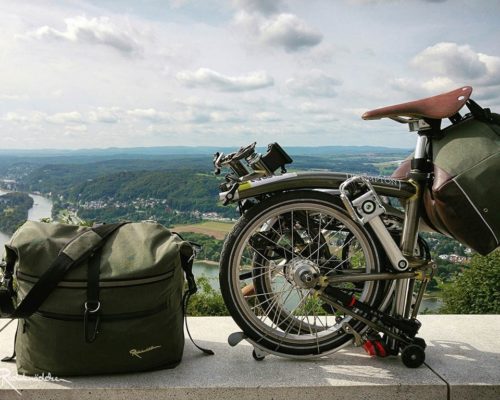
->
<box><xmin>209</xmin><ymin>111</ymin><xmax>245</xmax><ymax>123</ymax></box>
<box><xmin>3</xmin><ymin>111</ymin><xmax>47</xmax><ymax>124</ymax></box>
<box><xmin>389</xmin><ymin>77</ymin><xmax>427</xmax><ymax>96</ymax></box>
<box><xmin>286</xmin><ymin>70</ymin><xmax>342</xmax><ymax>97</ymax></box>
<box><xmin>0</xmin><ymin>94</ymin><xmax>29</xmax><ymax>101</ymax></box>
<box><xmin>88</xmin><ymin>107</ymin><xmax>121</xmax><ymax>123</ymax></box>
<box><xmin>176</xmin><ymin>68</ymin><xmax>274</xmax><ymax>92</ymax></box>
<box><xmin>412</xmin><ymin>42</ymin><xmax>488</xmax><ymax>80</ymax></box>
<box><xmin>259</xmin><ymin>13</ymin><xmax>322</xmax><ymax>52</ymax></box>
<box><xmin>421</xmin><ymin>76</ymin><xmax>455</xmax><ymax>92</ymax></box>
<box><xmin>0</xmin><ymin>1</ymin><xmax>498</xmax><ymax>149</ymax></box>
<box><xmin>64</xmin><ymin>124</ymin><xmax>88</xmax><ymax>132</ymax></box>
<box><xmin>234</xmin><ymin>11</ymin><xmax>322</xmax><ymax>52</ymax></box>
<box><xmin>45</xmin><ymin>111</ymin><xmax>84</xmax><ymax>124</ymax></box>
<box><xmin>23</xmin><ymin>16</ymin><xmax>142</xmax><ymax>56</ymax></box>
<box><xmin>174</xmin><ymin>109</ymin><xmax>212</xmax><ymax>124</ymax></box>
<box><xmin>127</xmin><ymin>108</ymin><xmax>170</xmax><ymax>122</ymax></box>
<box><xmin>254</xmin><ymin>111</ymin><xmax>280</xmax><ymax>122</ymax></box>
<box><xmin>168</xmin><ymin>0</ymin><xmax>192</xmax><ymax>9</ymax></box>
<box><xmin>298</xmin><ymin>102</ymin><xmax>329</xmax><ymax>114</ymax></box>
<box><xmin>173</xmin><ymin>97</ymin><xmax>229</xmax><ymax>112</ymax></box>
<box><xmin>3</xmin><ymin>112</ymin><xmax>28</xmax><ymax>123</ymax></box>
<box><xmin>233</xmin><ymin>0</ymin><xmax>283</xmax><ymax>16</ymax></box>
<box><xmin>411</xmin><ymin>42</ymin><xmax>500</xmax><ymax>89</ymax></box>
<box><xmin>393</xmin><ymin>43</ymin><xmax>500</xmax><ymax>102</ymax></box>
<box><xmin>348</xmin><ymin>0</ymin><xmax>398</xmax><ymax>4</ymax></box>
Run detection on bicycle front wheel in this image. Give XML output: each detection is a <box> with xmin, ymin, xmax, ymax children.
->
<box><xmin>219</xmin><ymin>190</ymin><xmax>386</xmax><ymax>357</ymax></box>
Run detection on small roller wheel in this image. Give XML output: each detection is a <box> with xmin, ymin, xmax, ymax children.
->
<box><xmin>252</xmin><ymin>349</ymin><xmax>265</xmax><ymax>361</ymax></box>
<box><xmin>401</xmin><ymin>344</ymin><xmax>425</xmax><ymax>368</ymax></box>
<box><xmin>413</xmin><ymin>337</ymin><xmax>427</xmax><ymax>349</ymax></box>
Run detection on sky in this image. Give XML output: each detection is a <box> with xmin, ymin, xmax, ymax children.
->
<box><xmin>0</xmin><ymin>0</ymin><xmax>499</xmax><ymax>150</ymax></box>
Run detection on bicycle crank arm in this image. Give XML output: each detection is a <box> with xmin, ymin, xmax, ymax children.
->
<box><xmin>319</xmin><ymin>292</ymin><xmax>408</xmax><ymax>344</ymax></box>
<box><xmin>320</xmin><ymin>285</ymin><xmax>421</xmax><ymax>340</ymax></box>
<box><xmin>326</xmin><ymin>271</ymin><xmax>417</xmax><ymax>284</ymax></box>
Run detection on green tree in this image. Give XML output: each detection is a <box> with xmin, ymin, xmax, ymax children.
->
<box><xmin>441</xmin><ymin>250</ymin><xmax>500</xmax><ymax>314</ymax></box>
<box><xmin>186</xmin><ymin>277</ymin><xmax>229</xmax><ymax>316</ymax></box>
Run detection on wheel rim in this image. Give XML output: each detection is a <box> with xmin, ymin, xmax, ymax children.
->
<box><xmin>226</xmin><ymin>199</ymin><xmax>381</xmax><ymax>353</ymax></box>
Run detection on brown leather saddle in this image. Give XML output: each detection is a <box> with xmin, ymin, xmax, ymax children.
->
<box><xmin>362</xmin><ymin>86</ymin><xmax>472</xmax><ymax>121</ymax></box>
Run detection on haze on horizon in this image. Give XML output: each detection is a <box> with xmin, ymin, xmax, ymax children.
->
<box><xmin>1</xmin><ymin>0</ymin><xmax>499</xmax><ymax>150</ymax></box>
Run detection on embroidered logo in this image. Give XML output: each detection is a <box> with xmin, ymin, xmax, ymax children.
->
<box><xmin>129</xmin><ymin>345</ymin><xmax>162</xmax><ymax>358</ymax></box>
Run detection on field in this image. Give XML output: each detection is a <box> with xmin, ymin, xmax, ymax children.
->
<box><xmin>172</xmin><ymin>220</ymin><xmax>234</xmax><ymax>239</ymax></box>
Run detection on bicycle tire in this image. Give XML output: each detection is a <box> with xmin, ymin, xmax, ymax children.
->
<box><xmin>219</xmin><ymin>190</ymin><xmax>387</xmax><ymax>356</ymax></box>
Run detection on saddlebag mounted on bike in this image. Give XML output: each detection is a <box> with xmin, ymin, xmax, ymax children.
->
<box><xmin>428</xmin><ymin>111</ymin><xmax>500</xmax><ymax>255</ymax></box>
<box><xmin>0</xmin><ymin>220</ymin><xmax>196</xmax><ymax>376</ymax></box>
<box><xmin>394</xmin><ymin>104</ymin><xmax>500</xmax><ymax>255</ymax></box>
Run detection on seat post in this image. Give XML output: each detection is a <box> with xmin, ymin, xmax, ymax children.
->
<box><xmin>414</xmin><ymin>135</ymin><xmax>428</xmax><ymax>160</ymax></box>
<box><xmin>394</xmin><ymin>132</ymin><xmax>431</xmax><ymax>319</ymax></box>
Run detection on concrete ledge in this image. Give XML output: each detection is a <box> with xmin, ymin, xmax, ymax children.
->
<box><xmin>0</xmin><ymin>315</ymin><xmax>499</xmax><ymax>400</ymax></box>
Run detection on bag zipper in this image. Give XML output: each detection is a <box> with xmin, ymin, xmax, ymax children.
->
<box><xmin>16</xmin><ymin>270</ymin><xmax>175</xmax><ymax>288</ymax></box>
<box><xmin>35</xmin><ymin>302</ymin><xmax>173</xmax><ymax>321</ymax></box>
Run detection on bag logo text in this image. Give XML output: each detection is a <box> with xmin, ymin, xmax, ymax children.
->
<box><xmin>129</xmin><ymin>345</ymin><xmax>162</xmax><ymax>359</ymax></box>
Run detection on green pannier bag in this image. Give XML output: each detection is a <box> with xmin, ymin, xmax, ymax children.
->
<box><xmin>0</xmin><ymin>221</ymin><xmax>198</xmax><ymax>376</ymax></box>
<box><xmin>393</xmin><ymin>103</ymin><xmax>500</xmax><ymax>255</ymax></box>
<box><xmin>424</xmin><ymin>114</ymin><xmax>500</xmax><ymax>255</ymax></box>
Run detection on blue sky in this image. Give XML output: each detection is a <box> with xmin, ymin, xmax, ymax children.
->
<box><xmin>1</xmin><ymin>0</ymin><xmax>499</xmax><ymax>149</ymax></box>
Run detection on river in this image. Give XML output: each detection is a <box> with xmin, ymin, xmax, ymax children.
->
<box><xmin>0</xmin><ymin>190</ymin><xmax>54</xmax><ymax>249</ymax></box>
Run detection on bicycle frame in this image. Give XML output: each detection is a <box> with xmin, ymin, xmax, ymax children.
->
<box><xmin>216</xmin><ymin>134</ymin><xmax>433</xmax><ymax>331</ymax></box>
<box><xmin>219</xmin><ymin>171</ymin><xmax>417</xmax><ymax>203</ymax></box>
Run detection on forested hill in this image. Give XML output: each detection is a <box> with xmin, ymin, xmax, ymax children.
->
<box><xmin>3</xmin><ymin>148</ymin><xmax>410</xmax><ymax>225</ymax></box>
<box><xmin>18</xmin><ymin>151</ymin><xmax>404</xmax><ymax>196</ymax></box>
<box><xmin>65</xmin><ymin>170</ymin><xmax>220</xmax><ymax>213</ymax></box>
<box><xmin>0</xmin><ymin>192</ymin><xmax>34</xmax><ymax>234</ymax></box>
<box><xmin>19</xmin><ymin>157</ymin><xmax>212</xmax><ymax>193</ymax></box>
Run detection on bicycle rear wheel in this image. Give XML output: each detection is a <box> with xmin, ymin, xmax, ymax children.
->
<box><xmin>219</xmin><ymin>190</ymin><xmax>386</xmax><ymax>356</ymax></box>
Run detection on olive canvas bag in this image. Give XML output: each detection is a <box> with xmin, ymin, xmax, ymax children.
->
<box><xmin>392</xmin><ymin>101</ymin><xmax>500</xmax><ymax>255</ymax></box>
<box><xmin>0</xmin><ymin>221</ymin><xmax>204</xmax><ymax>376</ymax></box>
<box><xmin>424</xmin><ymin>111</ymin><xmax>500</xmax><ymax>255</ymax></box>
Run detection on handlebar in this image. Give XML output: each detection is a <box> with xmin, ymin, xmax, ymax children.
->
<box><xmin>213</xmin><ymin>141</ymin><xmax>292</xmax><ymax>181</ymax></box>
<box><xmin>213</xmin><ymin>142</ymin><xmax>257</xmax><ymax>175</ymax></box>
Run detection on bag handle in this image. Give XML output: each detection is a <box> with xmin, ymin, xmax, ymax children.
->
<box><xmin>9</xmin><ymin>222</ymin><xmax>127</xmax><ymax>319</ymax></box>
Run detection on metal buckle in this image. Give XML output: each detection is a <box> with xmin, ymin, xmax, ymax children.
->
<box><xmin>83</xmin><ymin>301</ymin><xmax>101</xmax><ymax>343</ymax></box>
<box><xmin>84</xmin><ymin>301</ymin><xmax>101</xmax><ymax>313</ymax></box>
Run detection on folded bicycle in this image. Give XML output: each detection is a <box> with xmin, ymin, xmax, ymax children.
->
<box><xmin>212</xmin><ymin>86</ymin><xmax>499</xmax><ymax>367</ymax></box>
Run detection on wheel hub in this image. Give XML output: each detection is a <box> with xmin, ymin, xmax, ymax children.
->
<box><xmin>285</xmin><ymin>258</ymin><xmax>321</xmax><ymax>289</ymax></box>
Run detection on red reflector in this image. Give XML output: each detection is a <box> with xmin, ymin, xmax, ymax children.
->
<box><xmin>363</xmin><ymin>340</ymin><xmax>376</xmax><ymax>356</ymax></box>
<box><xmin>374</xmin><ymin>340</ymin><xmax>388</xmax><ymax>357</ymax></box>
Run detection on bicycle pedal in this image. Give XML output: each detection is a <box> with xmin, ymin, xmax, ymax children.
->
<box><xmin>228</xmin><ymin>331</ymin><xmax>247</xmax><ymax>347</ymax></box>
